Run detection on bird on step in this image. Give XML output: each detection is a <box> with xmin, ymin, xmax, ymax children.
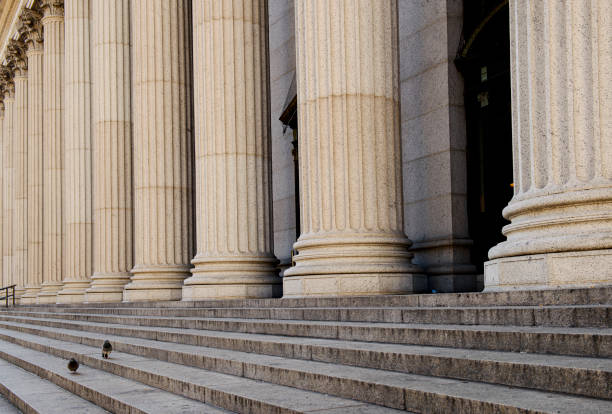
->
<box><xmin>102</xmin><ymin>340</ymin><xmax>112</xmax><ymax>359</ymax></box>
<box><xmin>67</xmin><ymin>358</ymin><xmax>79</xmax><ymax>374</ymax></box>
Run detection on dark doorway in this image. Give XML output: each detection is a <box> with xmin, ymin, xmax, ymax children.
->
<box><xmin>457</xmin><ymin>0</ymin><xmax>513</xmax><ymax>273</ymax></box>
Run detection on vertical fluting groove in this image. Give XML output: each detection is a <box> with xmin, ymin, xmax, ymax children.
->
<box><xmin>125</xmin><ymin>0</ymin><xmax>193</xmax><ymax>302</ymax></box>
<box><xmin>57</xmin><ymin>0</ymin><xmax>92</xmax><ymax>302</ymax></box>
<box><xmin>600</xmin><ymin>0</ymin><xmax>612</xmax><ymax>179</ymax></box>
<box><xmin>25</xmin><ymin>44</ymin><xmax>44</xmax><ymax>299</ymax></box>
<box><xmin>182</xmin><ymin>0</ymin><xmax>279</xmax><ymax>301</ymax></box>
<box><xmin>3</xmin><ymin>94</ymin><xmax>15</xmax><ymax>289</ymax></box>
<box><xmin>87</xmin><ymin>0</ymin><xmax>133</xmax><ymax>303</ymax></box>
<box><xmin>13</xmin><ymin>72</ymin><xmax>28</xmax><ymax>295</ymax></box>
<box><xmin>284</xmin><ymin>0</ymin><xmax>420</xmax><ymax>297</ymax></box>
<box><xmin>38</xmin><ymin>3</ymin><xmax>65</xmax><ymax>303</ymax></box>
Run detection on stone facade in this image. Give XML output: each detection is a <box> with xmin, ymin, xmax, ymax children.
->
<box><xmin>0</xmin><ymin>0</ymin><xmax>609</xmax><ymax>303</ymax></box>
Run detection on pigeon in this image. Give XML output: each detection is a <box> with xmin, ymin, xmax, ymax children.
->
<box><xmin>67</xmin><ymin>358</ymin><xmax>79</xmax><ymax>374</ymax></box>
<box><xmin>102</xmin><ymin>340</ymin><xmax>112</xmax><ymax>359</ymax></box>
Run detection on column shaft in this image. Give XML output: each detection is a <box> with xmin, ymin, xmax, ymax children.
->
<box><xmin>485</xmin><ymin>0</ymin><xmax>612</xmax><ymax>289</ymax></box>
<box><xmin>57</xmin><ymin>0</ymin><xmax>92</xmax><ymax>303</ymax></box>
<box><xmin>284</xmin><ymin>0</ymin><xmax>424</xmax><ymax>296</ymax></box>
<box><xmin>38</xmin><ymin>2</ymin><xmax>65</xmax><ymax>303</ymax></box>
<box><xmin>0</xmin><ymin>109</ymin><xmax>3</xmax><ymax>288</ymax></box>
<box><xmin>86</xmin><ymin>0</ymin><xmax>133</xmax><ymax>302</ymax></box>
<box><xmin>2</xmin><ymin>89</ymin><xmax>14</xmax><ymax>291</ymax></box>
<box><xmin>124</xmin><ymin>0</ymin><xmax>193</xmax><ymax>302</ymax></box>
<box><xmin>13</xmin><ymin>67</ymin><xmax>28</xmax><ymax>300</ymax></box>
<box><xmin>182</xmin><ymin>0</ymin><xmax>280</xmax><ymax>300</ymax></box>
<box><xmin>22</xmin><ymin>37</ymin><xmax>44</xmax><ymax>303</ymax></box>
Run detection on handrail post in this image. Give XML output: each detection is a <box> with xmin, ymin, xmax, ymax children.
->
<box><xmin>12</xmin><ymin>286</ymin><xmax>15</xmax><ymax>306</ymax></box>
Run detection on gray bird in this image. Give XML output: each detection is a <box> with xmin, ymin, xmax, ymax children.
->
<box><xmin>102</xmin><ymin>340</ymin><xmax>112</xmax><ymax>359</ymax></box>
<box><xmin>67</xmin><ymin>358</ymin><xmax>79</xmax><ymax>374</ymax></box>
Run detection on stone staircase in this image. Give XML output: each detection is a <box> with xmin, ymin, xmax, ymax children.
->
<box><xmin>0</xmin><ymin>288</ymin><xmax>610</xmax><ymax>413</ymax></box>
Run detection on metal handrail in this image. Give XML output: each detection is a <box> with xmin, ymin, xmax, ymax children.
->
<box><xmin>0</xmin><ymin>284</ymin><xmax>16</xmax><ymax>308</ymax></box>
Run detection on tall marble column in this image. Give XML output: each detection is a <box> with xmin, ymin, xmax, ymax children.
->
<box><xmin>57</xmin><ymin>0</ymin><xmax>92</xmax><ymax>303</ymax></box>
<box><xmin>2</xmin><ymin>83</ymin><xmax>14</xmax><ymax>291</ymax></box>
<box><xmin>485</xmin><ymin>0</ymin><xmax>612</xmax><ymax>290</ymax></box>
<box><xmin>123</xmin><ymin>0</ymin><xmax>193</xmax><ymax>302</ymax></box>
<box><xmin>0</xmin><ymin>105</ymin><xmax>4</xmax><ymax>289</ymax></box>
<box><xmin>86</xmin><ymin>0</ymin><xmax>133</xmax><ymax>303</ymax></box>
<box><xmin>11</xmin><ymin>43</ymin><xmax>28</xmax><ymax>300</ymax></box>
<box><xmin>21</xmin><ymin>12</ymin><xmax>44</xmax><ymax>304</ymax></box>
<box><xmin>284</xmin><ymin>0</ymin><xmax>424</xmax><ymax>296</ymax></box>
<box><xmin>38</xmin><ymin>0</ymin><xmax>65</xmax><ymax>304</ymax></box>
<box><xmin>182</xmin><ymin>0</ymin><xmax>280</xmax><ymax>300</ymax></box>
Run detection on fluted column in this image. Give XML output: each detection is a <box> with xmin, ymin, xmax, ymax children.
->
<box><xmin>123</xmin><ymin>0</ymin><xmax>193</xmax><ymax>302</ymax></box>
<box><xmin>21</xmin><ymin>21</ymin><xmax>44</xmax><ymax>304</ymax></box>
<box><xmin>38</xmin><ymin>0</ymin><xmax>64</xmax><ymax>304</ymax></box>
<box><xmin>485</xmin><ymin>1</ymin><xmax>612</xmax><ymax>290</ymax></box>
<box><xmin>2</xmin><ymin>86</ymin><xmax>14</xmax><ymax>291</ymax></box>
<box><xmin>284</xmin><ymin>0</ymin><xmax>424</xmax><ymax>296</ymax></box>
<box><xmin>12</xmin><ymin>51</ymin><xmax>28</xmax><ymax>300</ymax></box>
<box><xmin>0</xmin><ymin>106</ymin><xmax>4</xmax><ymax>289</ymax></box>
<box><xmin>57</xmin><ymin>0</ymin><xmax>92</xmax><ymax>303</ymax></box>
<box><xmin>182</xmin><ymin>0</ymin><xmax>280</xmax><ymax>300</ymax></box>
<box><xmin>86</xmin><ymin>0</ymin><xmax>133</xmax><ymax>303</ymax></box>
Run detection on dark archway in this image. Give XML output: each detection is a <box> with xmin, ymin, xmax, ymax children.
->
<box><xmin>456</xmin><ymin>0</ymin><xmax>513</xmax><ymax>273</ymax></box>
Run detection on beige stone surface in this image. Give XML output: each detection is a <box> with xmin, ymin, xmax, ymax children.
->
<box><xmin>0</xmin><ymin>109</ymin><xmax>3</xmax><ymax>289</ymax></box>
<box><xmin>11</xmin><ymin>48</ymin><xmax>27</xmax><ymax>300</ymax></box>
<box><xmin>57</xmin><ymin>0</ymin><xmax>92</xmax><ymax>304</ymax></box>
<box><xmin>124</xmin><ymin>0</ymin><xmax>193</xmax><ymax>302</ymax></box>
<box><xmin>284</xmin><ymin>0</ymin><xmax>425</xmax><ymax>296</ymax></box>
<box><xmin>37</xmin><ymin>1</ymin><xmax>64</xmax><ymax>304</ymax></box>
<box><xmin>85</xmin><ymin>0</ymin><xmax>133</xmax><ymax>303</ymax></box>
<box><xmin>486</xmin><ymin>0</ymin><xmax>612</xmax><ymax>290</ymax></box>
<box><xmin>2</xmin><ymin>87</ymin><xmax>14</xmax><ymax>291</ymax></box>
<box><xmin>21</xmin><ymin>13</ymin><xmax>44</xmax><ymax>304</ymax></box>
<box><xmin>183</xmin><ymin>0</ymin><xmax>281</xmax><ymax>300</ymax></box>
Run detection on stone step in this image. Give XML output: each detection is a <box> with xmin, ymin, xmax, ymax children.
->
<box><xmin>0</xmin><ymin>327</ymin><xmax>610</xmax><ymax>413</ymax></box>
<box><xmin>1</xmin><ymin>311</ymin><xmax>610</xmax><ymax>358</ymax></box>
<box><xmin>0</xmin><ymin>319</ymin><xmax>609</xmax><ymax>400</ymax></box>
<box><xmin>10</xmin><ymin>286</ymin><xmax>612</xmax><ymax>309</ymax></box>
<box><xmin>9</xmin><ymin>305</ymin><xmax>612</xmax><ymax>327</ymax></box>
<box><xmin>0</xmin><ymin>358</ymin><xmax>108</xmax><ymax>414</ymax></box>
<box><xmin>0</xmin><ymin>339</ymin><xmax>228</xmax><ymax>414</ymax></box>
<box><xmin>0</xmin><ymin>394</ymin><xmax>21</xmax><ymax>414</ymax></box>
<box><xmin>0</xmin><ymin>333</ymin><xmax>402</xmax><ymax>414</ymax></box>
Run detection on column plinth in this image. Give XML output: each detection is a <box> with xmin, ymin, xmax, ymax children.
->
<box><xmin>37</xmin><ymin>2</ymin><xmax>64</xmax><ymax>304</ymax></box>
<box><xmin>283</xmin><ymin>0</ymin><xmax>425</xmax><ymax>297</ymax></box>
<box><xmin>21</xmin><ymin>16</ymin><xmax>44</xmax><ymax>304</ymax></box>
<box><xmin>485</xmin><ymin>1</ymin><xmax>612</xmax><ymax>290</ymax></box>
<box><xmin>182</xmin><ymin>0</ymin><xmax>281</xmax><ymax>300</ymax></box>
<box><xmin>85</xmin><ymin>0</ymin><xmax>133</xmax><ymax>303</ymax></box>
<box><xmin>123</xmin><ymin>0</ymin><xmax>193</xmax><ymax>302</ymax></box>
<box><xmin>57</xmin><ymin>0</ymin><xmax>92</xmax><ymax>303</ymax></box>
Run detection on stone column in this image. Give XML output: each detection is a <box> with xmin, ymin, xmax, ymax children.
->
<box><xmin>0</xmin><ymin>105</ymin><xmax>4</xmax><ymax>289</ymax></box>
<box><xmin>21</xmin><ymin>9</ymin><xmax>45</xmax><ymax>303</ymax></box>
<box><xmin>123</xmin><ymin>0</ymin><xmax>193</xmax><ymax>302</ymax></box>
<box><xmin>485</xmin><ymin>0</ymin><xmax>612</xmax><ymax>290</ymax></box>
<box><xmin>37</xmin><ymin>0</ymin><xmax>65</xmax><ymax>304</ymax></box>
<box><xmin>11</xmin><ymin>43</ymin><xmax>28</xmax><ymax>300</ymax></box>
<box><xmin>284</xmin><ymin>0</ymin><xmax>424</xmax><ymax>296</ymax></box>
<box><xmin>2</xmin><ymin>83</ymin><xmax>14</xmax><ymax>291</ymax></box>
<box><xmin>182</xmin><ymin>0</ymin><xmax>281</xmax><ymax>300</ymax></box>
<box><xmin>86</xmin><ymin>0</ymin><xmax>133</xmax><ymax>303</ymax></box>
<box><xmin>57</xmin><ymin>0</ymin><xmax>92</xmax><ymax>303</ymax></box>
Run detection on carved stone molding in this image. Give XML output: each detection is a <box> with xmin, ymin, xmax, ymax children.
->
<box><xmin>20</xmin><ymin>8</ymin><xmax>44</xmax><ymax>53</ymax></box>
<box><xmin>7</xmin><ymin>40</ymin><xmax>27</xmax><ymax>76</ymax></box>
<box><xmin>41</xmin><ymin>0</ymin><xmax>63</xmax><ymax>20</ymax></box>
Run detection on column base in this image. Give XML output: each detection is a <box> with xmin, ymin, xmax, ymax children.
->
<box><xmin>19</xmin><ymin>287</ymin><xmax>42</xmax><ymax>304</ymax></box>
<box><xmin>484</xmin><ymin>249</ymin><xmax>612</xmax><ymax>291</ymax></box>
<box><xmin>123</xmin><ymin>265</ymin><xmax>190</xmax><ymax>302</ymax></box>
<box><xmin>85</xmin><ymin>272</ymin><xmax>131</xmax><ymax>303</ymax></box>
<box><xmin>57</xmin><ymin>280</ymin><xmax>91</xmax><ymax>304</ymax></box>
<box><xmin>182</xmin><ymin>255</ymin><xmax>281</xmax><ymax>300</ymax></box>
<box><xmin>36</xmin><ymin>282</ymin><xmax>63</xmax><ymax>304</ymax></box>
